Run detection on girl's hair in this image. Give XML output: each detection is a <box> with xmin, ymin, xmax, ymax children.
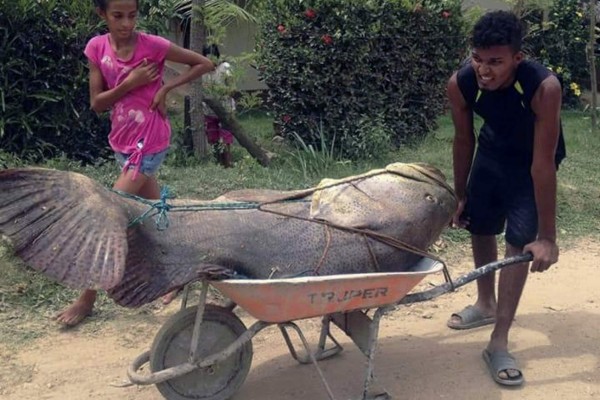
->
<box><xmin>93</xmin><ymin>0</ymin><xmax>139</xmax><ymax>11</ymax></box>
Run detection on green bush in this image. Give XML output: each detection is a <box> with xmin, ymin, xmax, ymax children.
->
<box><xmin>521</xmin><ymin>0</ymin><xmax>587</xmax><ymax>106</ymax></box>
<box><xmin>255</xmin><ymin>0</ymin><xmax>467</xmax><ymax>159</ymax></box>
<box><xmin>0</xmin><ymin>0</ymin><xmax>110</xmax><ymax>163</ymax></box>
<box><xmin>0</xmin><ymin>150</ymin><xmax>24</xmax><ymax>169</ymax></box>
<box><xmin>343</xmin><ymin>113</ymin><xmax>392</xmax><ymax>160</ymax></box>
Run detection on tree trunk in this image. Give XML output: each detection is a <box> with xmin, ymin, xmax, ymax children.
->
<box><xmin>189</xmin><ymin>0</ymin><xmax>209</xmax><ymax>158</ymax></box>
<box><xmin>203</xmin><ymin>96</ymin><xmax>273</xmax><ymax>166</ymax></box>
<box><xmin>183</xmin><ymin>96</ymin><xmax>194</xmax><ymax>151</ymax></box>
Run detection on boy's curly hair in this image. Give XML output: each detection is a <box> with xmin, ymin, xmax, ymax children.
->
<box><xmin>471</xmin><ymin>11</ymin><xmax>524</xmax><ymax>52</ymax></box>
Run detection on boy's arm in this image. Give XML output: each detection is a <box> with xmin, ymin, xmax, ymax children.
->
<box><xmin>447</xmin><ymin>72</ymin><xmax>475</xmax><ymax>226</ymax></box>
<box><xmin>525</xmin><ymin>74</ymin><xmax>562</xmax><ymax>272</ymax></box>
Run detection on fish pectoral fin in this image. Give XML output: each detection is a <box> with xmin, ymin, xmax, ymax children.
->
<box><xmin>107</xmin><ymin>261</ymin><xmax>235</xmax><ymax>308</ymax></box>
<box><xmin>0</xmin><ymin>168</ymin><xmax>130</xmax><ymax>290</ymax></box>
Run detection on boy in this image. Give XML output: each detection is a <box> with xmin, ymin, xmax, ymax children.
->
<box><xmin>447</xmin><ymin>10</ymin><xmax>565</xmax><ymax>386</ymax></box>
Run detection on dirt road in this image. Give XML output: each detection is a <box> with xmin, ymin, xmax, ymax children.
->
<box><xmin>1</xmin><ymin>240</ymin><xmax>599</xmax><ymax>400</ymax></box>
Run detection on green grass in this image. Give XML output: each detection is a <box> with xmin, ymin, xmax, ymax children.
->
<box><xmin>1</xmin><ymin>109</ymin><xmax>598</xmax><ymax>347</ymax></box>
<box><xmin>554</xmin><ymin>111</ymin><xmax>600</xmax><ymax>238</ymax></box>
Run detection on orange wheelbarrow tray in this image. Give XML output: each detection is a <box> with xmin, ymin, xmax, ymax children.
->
<box><xmin>127</xmin><ymin>254</ymin><xmax>532</xmax><ymax>400</ymax></box>
<box><xmin>213</xmin><ymin>256</ymin><xmax>445</xmax><ymax>323</ymax></box>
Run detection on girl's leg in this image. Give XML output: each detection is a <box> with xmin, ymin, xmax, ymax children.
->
<box><xmin>137</xmin><ymin>175</ymin><xmax>161</xmax><ymax>199</ymax></box>
<box><xmin>132</xmin><ymin>174</ymin><xmax>182</xmax><ymax>304</ymax></box>
<box><xmin>116</xmin><ymin>172</ymin><xmax>184</xmax><ymax>304</ymax></box>
<box><xmin>113</xmin><ymin>169</ymin><xmax>152</xmax><ymax>195</ymax></box>
<box><xmin>56</xmin><ymin>169</ymin><xmax>151</xmax><ymax>326</ymax></box>
<box><xmin>54</xmin><ymin>289</ymin><xmax>97</xmax><ymax>326</ymax></box>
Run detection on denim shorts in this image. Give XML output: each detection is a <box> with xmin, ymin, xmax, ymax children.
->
<box><xmin>114</xmin><ymin>149</ymin><xmax>168</xmax><ymax>176</ymax></box>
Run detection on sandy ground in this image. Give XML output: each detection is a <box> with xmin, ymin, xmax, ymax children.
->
<box><xmin>0</xmin><ymin>239</ymin><xmax>599</xmax><ymax>400</ymax></box>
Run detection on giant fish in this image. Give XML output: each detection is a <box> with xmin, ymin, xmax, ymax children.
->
<box><xmin>0</xmin><ymin>163</ymin><xmax>457</xmax><ymax>307</ymax></box>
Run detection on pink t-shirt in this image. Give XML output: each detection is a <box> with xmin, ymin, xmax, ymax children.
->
<box><xmin>84</xmin><ymin>32</ymin><xmax>172</xmax><ymax>177</ymax></box>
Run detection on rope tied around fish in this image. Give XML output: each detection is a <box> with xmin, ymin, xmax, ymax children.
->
<box><xmin>116</xmin><ymin>186</ymin><xmax>266</xmax><ymax>231</ymax></box>
<box><xmin>113</xmin><ymin>166</ymin><xmax>456</xmax><ymax>290</ymax></box>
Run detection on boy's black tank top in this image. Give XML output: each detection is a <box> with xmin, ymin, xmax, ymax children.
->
<box><xmin>457</xmin><ymin>59</ymin><xmax>566</xmax><ymax>168</ymax></box>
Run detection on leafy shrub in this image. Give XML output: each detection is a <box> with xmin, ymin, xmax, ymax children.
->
<box><xmin>520</xmin><ymin>0</ymin><xmax>588</xmax><ymax>106</ymax></box>
<box><xmin>0</xmin><ymin>0</ymin><xmax>111</xmax><ymax>162</ymax></box>
<box><xmin>255</xmin><ymin>0</ymin><xmax>467</xmax><ymax>159</ymax></box>
<box><xmin>342</xmin><ymin>113</ymin><xmax>392</xmax><ymax>161</ymax></box>
<box><xmin>137</xmin><ymin>0</ymin><xmax>187</xmax><ymax>35</ymax></box>
<box><xmin>285</xmin><ymin>126</ymin><xmax>340</xmax><ymax>179</ymax></box>
<box><xmin>0</xmin><ymin>150</ymin><xmax>25</xmax><ymax>169</ymax></box>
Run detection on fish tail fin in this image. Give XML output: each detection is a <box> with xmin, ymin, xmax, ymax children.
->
<box><xmin>0</xmin><ymin>168</ymin><xmax>130</xmax><ymax>290</ymax></box>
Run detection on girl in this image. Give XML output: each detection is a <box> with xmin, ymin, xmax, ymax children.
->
<box><xmin>56</xmin><ymin>0</ymin><xmax>215</xmax><ymax>326</ymax></box>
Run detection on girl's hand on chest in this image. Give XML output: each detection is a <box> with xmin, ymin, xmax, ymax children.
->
<box><xmin>125</xmin><ymin>58</ymin><xmax>160</xmax><ymax>88</ymax></box>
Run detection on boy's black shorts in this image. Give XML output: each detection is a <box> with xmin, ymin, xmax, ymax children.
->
<box><xmin>461</xmin><ymin>152</ymin><xmax>538</xmax><ymax>248</ymax></box>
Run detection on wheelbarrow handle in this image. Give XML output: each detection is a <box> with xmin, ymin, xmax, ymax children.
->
<box><xmin>399</xmin><ymin>253</ymin><xmax>534</xmax><ymax>305</ymax></box>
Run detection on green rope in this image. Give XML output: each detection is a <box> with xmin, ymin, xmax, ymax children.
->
<box><xmin>110</xmin><ymin>187</ymin><xmax>305</xmax><ymax>230</ymax></box>
<box><xmin>120</xmin><ymin>187</ymin><xmax>175</xmax><ymax>230</ymax></box>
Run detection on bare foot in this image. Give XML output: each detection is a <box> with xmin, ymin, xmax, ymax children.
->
<box><xmin>161</xmin><ymin>288</ymin><xmax>182</xmax><ymax>305</ymax></box>
<box><xmin>55</xmin><ymin>290</ymin><xmax>96</xmax><ymax>327</ymax></box>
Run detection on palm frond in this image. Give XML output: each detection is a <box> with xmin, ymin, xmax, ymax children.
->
<box><xmin>176</xmin><ymin>0</ymin><xmax>257</xmax><ymax>26</ymax></box>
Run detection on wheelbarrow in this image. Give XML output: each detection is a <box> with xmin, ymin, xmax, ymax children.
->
<box><xmin>126</xmin><ymin>253</ymin><xmax>532</xmax><ymax>400</ymax></box>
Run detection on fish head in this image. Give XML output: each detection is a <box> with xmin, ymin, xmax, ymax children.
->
<box><xmin>311</xmin><ymin>162</ymin><xmax>457</xmax><ymax>244</ymax></box>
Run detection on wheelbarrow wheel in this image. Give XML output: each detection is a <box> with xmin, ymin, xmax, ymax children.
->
<box><xmin>150</xmin><ymin>305</ymin><xmax>253</xmax><ymax>400</ymax></box>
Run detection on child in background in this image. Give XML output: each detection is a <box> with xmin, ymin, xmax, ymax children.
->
<box><xmin>202</xmin><ymin>44</ymin><xmax>235</xmax><ymax>168</ymax></box>
<box><xmin>55</xmin><ymin>0</ymin><xmax>215</xmax><ymax>326</ymax></box>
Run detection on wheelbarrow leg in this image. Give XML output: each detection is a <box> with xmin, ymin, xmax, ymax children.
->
<box><xmin>327</xmin><ymin>308</ymin><xmax>392</xmax><ymax>399</ymax></box>
<box><xmin>317</xmin><ymin>315</ymin><xmax>344</xmax><ymax>360</ymax></box>
<box><xmin>280</xmin><ymin>316</ymin><xmax>344</xmax><ymax>365</ymax></box>
<box><xmin>179</xmin><ymin>284</ymin><xmax>191</xmax><ymax>311</ymax></box>
<box><xmin>179</xmin><ymin>283</ymin><xmax>237</xmax><ymax>312</ymax></box>
<box><xmin>279</xmin><ymin>322</ymin><xmax>337</xmax><ymax>400</ymax></box>
<box><xmin>359</xmin><ymin>306</ymin><xmax>393</xmax><ymax>400</ymax></box>
<box><xmin>189</xmin><ymin>281</ymin><xmax>209</xmax><ymax>362</ymax></box>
